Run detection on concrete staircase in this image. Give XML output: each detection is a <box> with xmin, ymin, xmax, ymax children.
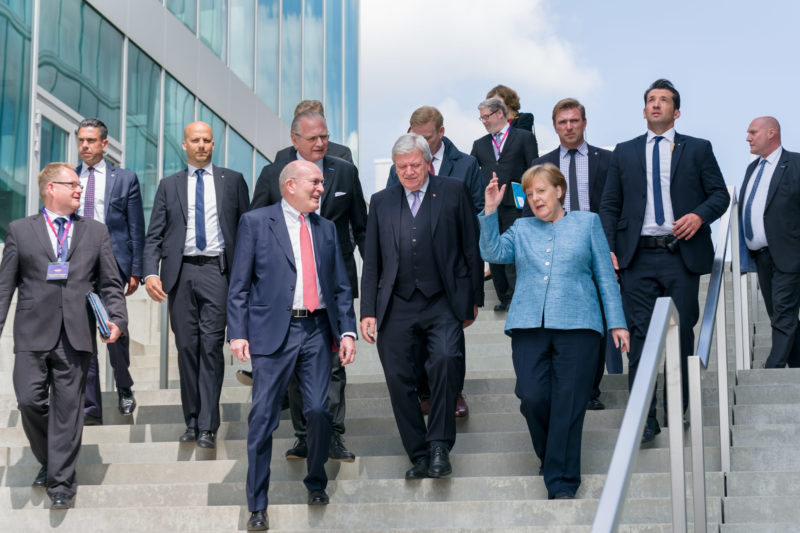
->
<box><xmin>0</xmin><ymin>277</ymin><xmax>794</xmax><ymax>531</ymax></box>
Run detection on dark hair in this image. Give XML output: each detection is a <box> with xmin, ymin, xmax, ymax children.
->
<box><xmin>77</xmin><ymin>118</ymin><xmax>108</xmax><ymax>140</ymax></box>
<box><xmin>486</xmin><ymin>84</ymin><xmax>520</xmax><ymax>114</ymax></box>
<box><xmin>551</xmin><ymin>98</ymin><xmax>586</xmax><ymax>122</ymax></box>
<box><xmin>644</xmin><ymin>79</ymin><xmax>680</xmax><ymax>110</ymax></box>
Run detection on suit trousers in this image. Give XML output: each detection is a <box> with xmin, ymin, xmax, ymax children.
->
<box><xmin>246</xmin><ymin>313</ymin><xmax>333</xmax><ymax>511</ymax></box>
<box><xmin>377</xmin><ymin>290</ymin><xmax>463</xmax><ymax>462</ymax></box>
<box><xmin>169</xmin><ymin>260</ymin><xmax>228</xmax><ymax>432</ymax></box>
<box><xmin>620</xmin><ymin>247</ymin><xmax>699</xmax><ymax>429</ymax></box>
<box><xmin>590</xmin><ymin>336</ymin><xmax>623</xmax><ymax>401</ymax></box>
<box><xmin>287</xmin><ymin>347</ymin><xmax>346</xmax><ymax>437</ymax></box>
<box><xmin>490</xmin><ymin>205</ymin><xmax>519</xmax><ymax>305</ymax></box>
<box><xmin>14</xmin><ymin>329</ymin><xmax>90</xmax><ymax>498</ymax></box>
<box><xmin>511</xmin><ymin>327</ymin><xmax>600</xmax><ymax>498</ymax></box>
<box><xmin>84</xmin><ymin>333</ymin><xmax>135</xmax><ymax>419</ymax></box>
<box><xmin>755</xmin><ymin>248</ymin><xmax>800</xmax><ymax>368</ymax></box>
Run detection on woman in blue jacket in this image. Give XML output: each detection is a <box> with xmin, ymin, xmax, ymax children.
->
<box><xmin>479</xmin><ymin>163</ymin><xmax>629</xmax><ymax>499</ymax></box>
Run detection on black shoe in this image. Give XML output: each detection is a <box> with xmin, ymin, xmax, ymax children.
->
<box><xmin>307</xmin><ymin>489</ymin><xmax>329</xmax><ymax>505</ymax></box>
<box><xmin>33</xmin><ymin>465</ymin><xmax>47</xmax><ymax>488</ymax></box>
<box><xmin>118</xmin><ymin>387</ymin><xmax>136</xmax><ymax>416</ymax></box>
<box><xmin>246</xmin><ymin>509</ymin><xmax>268</xmax><ymax>531</ymax></box>
<box><xmin>179</xmin><ymin>427</ymin><xmax>198</xmax><ymax>442</ymax></box>
<box><xmin>405</xmin><ymin>456</ymin><xmax>429</xmax><ymax>480</ymax></box>
<box><xmin>493</xmin><ymin>302</ymin><xmax>508</xmax><ymax>312</ymax></box>
<box><xmin>236</xmin><ymin>369</ymin><xmax>254</xmax><ymax>387</ymax></box>
<box><xmin>49</xmin><ymin>492</ymin><xmax>73</xmax><ymax>509</ymax></box>
<box><xmin>197</xmin><ymin>430</ymin><xmax>216</xmax><ymax>449</ymax></box>
<box><xmin>84</xmin><ymin>414</ymin><xmax>103</xmax><ymax>426</ymax></box>
<box><xmin>285</xmin><ymin>437</ymin><xmax>308</xmax><ymax>459</ymax></box>
<box><xmin>641</xmin><ymin>423</ymin><xmax>662</xmax><ymax>444</ymax></box>
<box><xmin>329</xmin><ymin>434</ymin><xmax>356</xmax><ymax>462</ymax></box>
<box><xmin>587</xmin><ymin>398</ymin><xmax>605</xmax><ymax>410</ymax></box>
<box><xmin>427</xmin><ymin>444</ymin><xmax>452</xmax><ymax>478</ymax></box>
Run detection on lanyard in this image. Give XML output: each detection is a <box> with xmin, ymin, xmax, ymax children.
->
<box><xmin>42</xmin><ymin>209</ymin><xmax>71</xmax><ymax>261</ymax></box>
<box><xmin>492</xmin><ymin>128</ymin><xmax>510</xmax><ymax>155</ymax></box>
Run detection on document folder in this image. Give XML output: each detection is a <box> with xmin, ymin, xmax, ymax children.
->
<box><xmin>86</xmin><ymin>292</ymin><xmax>111</xmax><ymax>339</ymax></box>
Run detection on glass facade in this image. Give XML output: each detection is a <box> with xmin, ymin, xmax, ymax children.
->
<box><xmin>166</xmin><ymin>0</ymin><xmax>197</xmax><ymax>33</ymax></box>
<box><xmin>280</xmin><ymin>0</ymin><xmax>302</xmax><ymax>121</ymax></box>
<box><xmin>303</xmin><ymin>0</ymin><xmax>323</xmax><ymax>103</ymax></box>
<box><xmin>198</xmin><ymin>0</ymin><xmax>227</xmax><ymax>60</ymax></box>
<box><xmin>229</xmin><ymin>0</ymin><xmax>254</xmax><ymax>89</ymax></box>
<box><xmin>198</xmin><ymin>102</ymin><xmax>226</xmax><ymax>168</ymax></box>
<box><xmin>227</xmin><ymin>128</ymin><xmax>254</xmax><ymax>191</ymax></box>
<box><xmin>255</xmin><ymin>0</ymin><xmax>279</xmax><ymax>112</ymax></box>
<box><xmin>163</xmin><ymin>75</ymin><xmax>195</xmax><ymax>177</ymax></box>
<box><xmin>344</xmin><ymin>0</ymin><xmax>359</xmax><ymax>161</ymax></box>
<box><xmin>324</xmin><ymin>0</ymin><xmax>343</xmax><ymax>143</ymax></box>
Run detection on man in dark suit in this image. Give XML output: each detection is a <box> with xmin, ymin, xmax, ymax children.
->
<box><xmin>228</xmin><ymin>160</ymin><xmax>357</xmax><ymax>531</ymax></box>
<box><xmin>144</xmin><ymin>121</ymin><xmax>249</xmax><ymax>449</ymax></box>
<box><xmin>75</xmin><ymin>118</ymin><xmax>144</xmax><ymax>424</ymax></box>
<box><xmin>521</xmin><ymin>98</ymin><xmax>619</xmax><ymax>411</ymax></box>
<box><xmin>273</xmin><ymin>100</ymin><xmax>353</xmax><ymax>164</ymax></box>
<box><xmin>361</xmin><ymin>134</ymin><xmax>484</xmax><ymax>479</ymax></box>
<box><xmin>0</xmin><ymin>162</ymin><xmax>127</xmax><ymax>509</ymax></box>
<box><xmin>599</xmin><ymin>79</ymin><xmax>729</xmax><ymax>443</ymax></box>
<box><xmin>251</xmin><ymin>110</ymin><xmax>367</xmax><ymax>461</ymax></box>
<box><xmin>471</xmin><ymin>97</ymin><xmax>538</xmax><ymax>311</ymax></box>
<box><xmin>740</xmin><ymin>116</ymin><xmax>800</xmax><ymax>368</ymax></box>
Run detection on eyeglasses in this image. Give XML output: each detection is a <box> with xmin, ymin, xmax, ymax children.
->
<box><xmin>297</xmin><ymin>134</ymin><xmax>330</xmax><ymax>143</ymax></box>
<box><xmin>52</xmin><ymin>181</ymin><xmax>84</xmax><ymax>191</ymax></box>
<box><xmin>479</xmin><ymin>109</ymin><xmax>499</xmax><ymax>122</ymax></box>
<box><xmin>296</xmin><ymin>178</ymin><xmax>325</xmax><ymax>187</ymax></box>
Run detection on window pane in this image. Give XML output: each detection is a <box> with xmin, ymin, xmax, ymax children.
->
<box><xmin>126</xmin><ymin>43</ymin><xmax>161</xmax><ymax>227</ymax></box>
<box><xmin>199</xmin><ymin>0</ymin><xmax>227</xmax><ymax>60</ymax></box>
<box><xmin>280</xmin><ymin>0</ymin><xmax>302</xmax><ymax>121</ymax></box>
<box><xmin>38</xmin><ymin>0</ymin><xmax>123</xmax><ymax>138</ymax></box>
<box><xmin>197</xmin><ymin>102</ymin><xmax>225</xmax><ymax>167</ymax></box>
<box><xmin>256</xmin><ymin>0</ymin><xmax>279</xmax><ymax>112</ymax></box>
<box><xmin>343</xmin><ymin>0</ymin><xmax>358</xmax><ymax>163</ymax></box>
<box><xmin>39</xmin><ymin>117</ymin><xmax>69</xmax><ymax>169</ymax></box>
<box><xmin>166</xmin><ymin>0</ymin><xmax>197</xmax><ymax>33</ymax></box>
<box><xmin>230</xmin><ymin>0</ymin><xmax>254</xmax><ymax>88</ymax></box>
<box><xmin>227</xmin><ymin>128</ymin><xmax>253</xmax><ymax>192</ymax></box>
<box><xmin>324</xmin><ymin>0</ymin><xmax>342</xmax><ymax>143</ymax></box>
<box><xmin>163</xmin><ymin>75</ymin><xmax>195</xmax><ymax>176</ymax></box>
<box><xmin>0</xmin><ymin>0</ymin><xmax>32</xmax><ymax>241</ymax></box>
<box><xmin>255</xmin><ymin>150</ymin><xmax>269</xmax><ymax>192</ymax></box>
<box><xmin>303</xmin><ymin>0</ymin><xmax>322</xmax><ymax>101</ymax></box>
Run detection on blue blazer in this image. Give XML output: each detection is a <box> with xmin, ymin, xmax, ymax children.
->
<box><xmin>479</xmin><ymin>210</ymin><xmax>626</xmax><ymax>336</ymax></box>
<box><xmin>226</xmin><ymin>203</ymin><xmax>357</xmax><ymax>356</ymax></box>
<box><xmin>76</xmin><ymin>161</ymin><xmax>145</xmax><ymax>280</ymax></box>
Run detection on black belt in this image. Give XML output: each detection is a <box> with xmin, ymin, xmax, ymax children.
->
<box><xmin>638</xmin><ymin>235</ymin><xmax>677</xmax><ymax>250</ymax></box>
<box><xmin>182</xmin><ymin>255</ymin><xmax>220</xmax><ymax>265</ymax></box>
<box><xmin>291</xmin><ymin>308</ymin><xmax>327</xmax><ymax>318</ymax></box>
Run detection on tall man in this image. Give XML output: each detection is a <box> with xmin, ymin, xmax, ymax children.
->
<box><xmin>228</xmin><ymin>161</ymin><xmax>357</xmax><ymax>531</ymax></box>
<box><xmin>251</xmin><ymin>110</ymin><xmax>367</xmax><ymax>461</ymax></box>
<box><xmin>740</xmin><ymin>116</ymin><xmax>800</xmax><ymax>368</ymax></box>
<box><xmin>361</xmin><ymin>134</ymin><xmax>484</xmax><ymax>479</ymax></box>
<box><xmin>599</xmin><ymin>79</ymin><xmax>729</xmax><ymax>443</ymax></box>
<box><xmin>0</xmin><ymin>163</ymin><xmax>127</xmax><ymax>509</ymax></box>
<box><xmin>76</xmin><ymin>118</ymin><xmax>145</xmax><ymax>424</ymax></box>
<box><xmin>471</xmin><ymin>97</ymin><xmax>538</xmax><ymax>311</ymax></box>
<box><xmin>274</xmin><ymin>100</ymin><xmax>353</xmax><ymax>163</ymax></box>
<box><xmin>144</xmin><ymin>121</ymin><xmax>249</xmax><ymax>449</ymax></box>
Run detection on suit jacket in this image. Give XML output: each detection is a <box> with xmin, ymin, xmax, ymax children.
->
<box><xmin>510</xmin><ymin>112</ymin><xmax>535</xmax><ymax>133</ymax></box>
<box><xmin>599</xmin><ymin>133</ymin><xmax>730</xmax><ymax>275</ymax></box>
<box><xmin>360</xmin><ymin>175</ymin><xmax>484</xmax><ymax>329</ymax></box>
<box><xmin>522</xmin><ymin>145</ymin><xmax>612</xmax><ymax>218</ymax></box>
<box><xmin>386</xmin><ymin>137</ymin><xmax>485</xmax><ymax>213</ymax></box>
<box><xmin>250</xmin><ymin>156</ymin><xmax>367</xmax><ymax>296</ymax></box>
<box><xmin>143</xmin><ymin>166</ymin><xmax>250</xmax><ymax>293</ymax></box>
<box><xmin>0</xmin><ymin>213</ymin><xmax>128</xmax><ymax>353</ymax></box>
<box><xmin>738</xmin><ymin>148</ymin><xmax>800</xmax><ymax>273</ymax></box>
<box><xmin>479</xmin><ymin>210</ymin><xmax>625</xmax><ymax>335</ymax></box>
<box><xmin>274</xmin><ymin>143</ymin><xmax>353</xmax><ymax>164</ymax></box>
<box><xmin>226</xmin><ymin>203</ymin><xmax>356</xmax><ymax>355</ymax></box>
<box><xmin>76</xmin><ymin>160</ymin><xmax>145</xmax><ymax>280</ymax></box>
<box><xmin>471</xmin><ymin>127</ymin><xmax>538</xmax><ymax>207</ymax></box>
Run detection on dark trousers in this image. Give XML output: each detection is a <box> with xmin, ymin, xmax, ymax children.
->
<box><xmin>287</xmin><ymin>348</ymin><xmax>346</xmax><ymax>437</ymax></box>
<box><xmin>511</xmin><ymin>328</ymin><xmax>600</xmax><ymax>498</ymax></box>
<box><xmin>84</xmin><ymin>333</ymin><xmax>134</xmax><ymax>419</ymax></box>
<box><xmin>415</xmin><ymin>333</ymin><xmax>467</xmax><ymax>400</ymax></box>
<box><xmin>589</xmin><ymin>335</ymin><xmax>624</xmax><ymax>400</ymax></box>
<box><xmin>755</xmin><ymin>248</ymin><xmax>800</xmax><ymax>368</ymax></box>
<box><xmin>14</xmin><ymin>330</ymin><xmax>90</xmax><ymax>498</ymax></box>
<box><xmin>169</xmin><ymin>261</ymin><xmax>228</xmax><ymax>432</ymax></box>
<box><xmin>620</xmin><ymin>248</ymin><xmax>699</xmax><ymax>429</ymax></box>
<box><xmin>491</xmin><ymin>205</ymin><xmax>520</xmax><ymax>305</ymax></box>
<box><xmin>377</xmin><ymin>291</ymin><xmax>463</xmax><ymax>462</ymax></box>
<box><xmin>246</xmin><ymin>313</ymin><xmax>333</xmax><ymax>511</ymax></box>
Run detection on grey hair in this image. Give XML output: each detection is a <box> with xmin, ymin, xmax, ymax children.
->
<box><xmin>290</xmin><ymin>110</ymin><xmax>326</xmax><ymax>136</ymax></box>
<box><xmin>391</xmin><ymin>133</ymin><xmax>431</xmax><ymax>163</ymax></box>
<box><xmin>478</xmin><ymin>97</ymin><xmax>507</xmax><ymax>118</ymax></box>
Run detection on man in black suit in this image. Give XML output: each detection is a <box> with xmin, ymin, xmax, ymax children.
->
<box><xmin>144</xmin><ymin>121</ymin><xmax>249</xmax><ymax>449</ymax></box>
<box><xmin>471</xmin><ymin>97</ymin><xmax>538</xmax><ymax>311</ymax></box>
<box><xmin>599</xmin><ymin>79</ymin><xmax>730</xmax><ymax>443</ymax></box>
<box><xmin>273</xmin><ymin>100</ymin><xmax>353</xmax><ymax>164</ymax></box>
<box><xmin>0</xmin><ymin>162</ymin><xmax>127</xmax><ymax>509</ymax></box>
<box><xmin>740</xmin><ymin>116</ymin><xmax>800</xmax><ymax>368</ymax></box>
<box><xmin>361</xmin><ymin>134</ymin><xmax>484</xmax><ymax>479</ymax></box>
<box><xmin>75</xmin><ymin>118</ymin><xmax>144</xmax><ymax>424</ymax></box>
<box><xmin>251</xmin><ymin>110</ymin><xmax>367</xmax><ymax>462</ymax></box>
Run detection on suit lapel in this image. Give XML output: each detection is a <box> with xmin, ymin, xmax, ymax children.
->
<box><xmin>428</xmin><ymin>175</ymin><xmax>442</xmax><ymax>235</ymax></box>
<box><xmin>390</xmin><ymin>186</ymin><xmax>403</xmax><ymax>250</ymax></box>
<box><xmin>33</xmin><ymin>213</ymin><xmax>57</xmax><ymax>262</ymax></box>
<box><xmin>498</xmin><ymin>128</ymin><xmax>516</xmax><ymax>161</ymax></box>
<box><xmin>66</xmin><ymin>215</ymin><xmax>85</xmax><ymax>261</ymax></box>
<box><xmin>739</xmin><ymin>159</ymin><xmax>759</xmax><ymax>208</ymax></box>
<box><xmin>268</xmin><ymin>205</ymin><xmax>295</xmax><ymax>269</ymax></box>
<box><xmin>765</xmin><ymin>149</ymin><xmax>789</xmax><ymax>209</ymax></box>
<box><xmin>213</xmin><ymin>166</ymin><xmax>225</xmax><ymax>229</ymax></box>
<box><xmin>104</xmin><ymin>161</ymin><xmax>118</xmax><ymax>216</ymax></box>
<box><xmin>319</xmin><ymin>158</ymin><xmax>335</xmax><ymax>212</ymax></box>
<box><xmin>635</xmin><ymin>135</ymin><xmax>647</xmax><ymax>176</ymax></box>
<box><xmin>670</xmin><ymin>133</ymin><xmax>686</xmax><ymax>182</ymax></box>
<box><xmin>308</xmin><ymin>213</ymin><xmax>326</xmax><ymax>275</ymax></box>
<box><xmin>177</xmin><ymin>170</ymin><xmax>189</xmax><ymax>223</ymax></box>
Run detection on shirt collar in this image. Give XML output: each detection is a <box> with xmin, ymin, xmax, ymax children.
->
<box><xmin>762</xmin><ymin>146</ymin><xmax>783</xmax><ymax>166</ymax></box>
<box><xmin>432</xmin><ymin>142</ymin><xmax>445</xmax><ymax>163</ymax></box>
<box><xmin>647</xmin><ymin>128</ymin><xmax>675</xmax><ymax>143</ymax></box>
<box><xmin>495</xmin><ymin>124</ymin><xmax>510</xmax><ymax>138</ymax></box>
<box><xmin>560</xmin><ymin>141</ymin><xmax>588</xmax><ymax>158</ymax></box>
<box><xmin>188</xmin><ymin>163</ymin><xmax>214</xmax><ymax>177</ymax></box>
<box><xmin>281</xmin><ymin>198</ymin><xmax>311</xmax><ymax>218</ymax></box>
<box><xmin>403</xmin><ymin>178</ymin><xmax>429</xmax><ymax>200</ymax></box>
<box><xmin>296</xmin><ymin>152</ymin><xmax>325</xmax><ymax>173</ymax></box>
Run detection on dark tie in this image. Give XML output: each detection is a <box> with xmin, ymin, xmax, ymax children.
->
<box><xmin>54</xmin><ymin>217</ymin><xmax>67</xmax><ymax>260</ymax></box>
<box><xmin>195</xmin><ymin>169</ymin><xmax>207</xmax><ymax>251</ymax></box>
<box><xmin>299</xmin><ymin>214</ymin><xmax>319</xmax><ymax>312</ymax></box>
<box><xmin>652</xmin><ymin>136</ymin><xmax>665</xmax><ymax>225</ymax></box>
<box><xmin>84</xmin><ymin>166</ymin><xmax>95</xmax><ymax>219</ymax></box>
<box><xmin>744</xmin><ymin>159</ymin><xmax>767</xmax><ymax>241</ymax></box>
<box><xmin>410</xmin><ymin>190</ymin><xmax>422</xmax><ymax>217</ymax></box>
<box><xmin>567</xmin><ymin>148</ymin><xmax>580</xmax><ymax>212</ymax></box>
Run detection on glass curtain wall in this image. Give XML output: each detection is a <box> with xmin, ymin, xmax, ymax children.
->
<box><xmin>344</xmin><ymin>0</ymin><xmax>358</xmax><ymax>162</ymax></box>
<box><xmin>199</xmin><ymin>0</ymin><xmax>227</xmax><ymax>60</ymax></box>
<box><xmin>255</xmin><ymin>0</ymin><xmax>278</xmax><ymax>112</ymax></box>
<box><xmin>227</xmin><ymin>128</ymin><xmax>253</xmax><ymax>191</ymax></box>
<box><xmin>163</xmin><ymin>75</ymin><xmax>195</xmax><ymax>177</ymax></box>
<box><xmin>198</xmin><ymin>102</ymin><xmax>225</xmax><ymax>167</ymax></box>
<box><xmin>229</xmin><ymin>0</ymin><xmax>254</xmax><ymax>89</ymax></box>
<box><xmin>280</xmin><ymin>0</ymin><xmax>301</xmax><ymax>121</ymax></box>
<box><xmin>324</xmin><ymin>0</ymin><xmax>343</xmax><ymax>144</ymax></box>
<box><xmin>302</xmin><ymin>0</ymin><xmax>322</xmax><ymax>102</ymax></box>
<box><xmin>166</xmin><ymin>0</ymin><xmax>197</xmax><ymax>33</ymax></box>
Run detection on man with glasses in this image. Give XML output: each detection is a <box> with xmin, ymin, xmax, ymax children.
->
<box><xmin>274</xmin><ymin>100</ymin><xmax>353</xmax><ymax>164</ymax></box>
<box><xmin>250</xmin><ymin>110</ymin><xmax>367</xmax><ymax>463</ymax></box>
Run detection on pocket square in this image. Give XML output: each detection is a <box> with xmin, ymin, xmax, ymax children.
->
<box><xmin>334</xmin><ymin>191</ymin><xmax>347</xmax><ymax>197</ymax></box>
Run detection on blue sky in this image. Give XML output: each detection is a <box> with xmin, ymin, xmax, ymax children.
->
<box><xmin>359</xmin><ymin>0</ymin><xmax>800</xmax><ymax>198</ymax></box>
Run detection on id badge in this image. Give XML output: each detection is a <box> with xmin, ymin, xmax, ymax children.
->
<box><xmin>47</xmin><ymin>262</ymin><xmax>69</xmax><ymax>280</ymax></box>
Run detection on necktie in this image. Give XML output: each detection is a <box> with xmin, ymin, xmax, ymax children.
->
<box><xmin>494</xmin><ymin>133</ymin><xmax>503</xmax><ymax>160</ymax></box>
<box><xmin>744</xmin><ymin>159</ymin><xmax>767</xmax><ymax>241</ymax></box>
<box><xmin>299</xmin><ymin>214</ymin><xmax>318</xmax><ymax>312</ymax></box>
<box><xmin>652</xmin><ymin>136</ymin><xmax>665</xmax><ymax>226</ymax></box>
<box><xmin>428</xmin><ymin>157</ymin><xmax>435</xmax><ymax>175</ymax></box>
<box><xmin>195</xmin><ymin>169</ymin><xmax>207</xmax><ymax>251</ymax></box>
<box><xmin>84</xmin><ymin>166</ymin><xmax>95</xmax><ymax>219</ymax></box>
<box><xmin>54</xmin><ymin>217</ymin><xmax>67</xmax><ymax>260</ymax></box>
<box><xmin>567</xmin><ymin>148</ymin><xmax>580</xmax><ymax>213</ymax></box>
<box><xmin>410</xmin><ymin>190</ymin><xmax>422</xmax><ymax>217</ymax></box>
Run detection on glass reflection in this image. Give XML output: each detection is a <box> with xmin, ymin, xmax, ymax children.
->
<box><xmin>163</xmin><ymin>75</ymin><xmax>195</xmax><ymax>177</ymax></box>
<box><xmin>230</xmin><ymin>0</ymin><xmax>254</xmax><ymax>88</ymax></box>
<box><xmin>166</xmin><ymin>0</ymin><xmax>197</xmax><ymax>33</ymax></box>
<box><xmin>40</xmin><ymin>117</ymin><xmax>69</xmax><ymax>170</ymax></box>
<box><xmin>227</xmin><ymin>128</ymin><xmax>253</xmax><ymax>192</ymax></box>
<box><xmin>199</xmin><ymin>0</ymin><xmax>227</xmax><ymax>60</ymax></box>
<box><xmin>303</xmin><ymin>0</ymin><xmax>323</xmax><ymax>102</ymax></box>
<box><xmin>256</xmin><ymin>0</ymin><xmax>279</xmax><ymax>112</ymax></box>
<box><xmin>280</xmin><ymin>0</ymin><xmax>302</xmax><ymax>121</ymax></box>
<box><xmin>254</xmin><ymin>151</ymin><xmax>269</xmax><ymax>198</ymax></box>
<box><xmin>343</xmin><ymin>0</ymin><xmax>359</xmax><ymax>164</ymax></box>
<box><xmin>324</xmin><ymin>0</ymin><xmax>343</xmax><ymax>143</ymax></box>
<box><xmin>198</xmin><ymin>102</ymin><xmax>225</xmax><ymax>168</ymax></box>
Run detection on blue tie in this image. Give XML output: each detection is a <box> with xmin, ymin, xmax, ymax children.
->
<box><xmin>195</xmin><ymin>169</ymin><xmax>207</xmax><ymax>251</ymax></box>
<box><xmin>744</xmin><ymin>159</ymin><xmax>767</xmax><ymax>241</ymax></box>
<box><xmin>652</xmin><ymin>136</ymin><xmax>665</xmax><ymax>226</ymax></box>
<box><xmin>54</xmin><ymin>217</ymin><xmax>67</xmax><ymax>260</ymax></box>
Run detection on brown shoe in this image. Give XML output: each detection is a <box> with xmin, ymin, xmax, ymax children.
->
<box><xmin>455</xmin><ymin>393</ymin><xmax>469</xmax><ymax>418</ymax></box>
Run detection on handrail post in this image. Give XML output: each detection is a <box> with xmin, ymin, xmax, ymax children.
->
<box><xmin>729</xmin><ymin>190</ymin><xmax>748</xmax><ymax>371</ymax></box>
<box><xmin>159</xmin><ymin>300</ymin><xmax>169</xmax><ymax>389</ymax></box>
<box><xmin>716</xmin><ymin>279</ymin><xmax>732</xmax><ymax>473</ymax></box>
<box><xmin>665</xmin><ymin>312</ymin><xmax>688</xmax><ymax>533</ymax></box>
<box><xmin>687</xmin><ymin>355</ymin><xmax>707</xmax><ymax>533</ymax></box>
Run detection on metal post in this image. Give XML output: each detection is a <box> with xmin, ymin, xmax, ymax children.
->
<box><xmin>159</xmin><ymin>300</ymin><xmax>169</xmax><ymax>389</ymax></box>
<box><xmin>728</xmin><ymin>191</ymin><xmax>748</xmax><ymax>371</ymax></box>
<box><xmin>688</xmin><ymin>355</ymin><xmax>707</xmax><ymax>533</ymax></box>
<box><xmin>665</xmin><ymin>314</ymin><xmax>688</xmax><ymax>533</ymax></box>
<box><xmin>716</xmin><ymin>283</ymin><xmax>732</xmax><ymax>474</ymax></box>
<box><xmin>105</xmin><ymin>347</ymin><xmax>114</xmax><ymax>392</ymax></box>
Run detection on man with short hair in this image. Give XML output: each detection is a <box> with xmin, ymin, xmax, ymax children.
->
<box><xmin>75</xmin><ymin>118</ymin><xmax>145</xmax><ymax>424</ymax></box>
<box><xmin>274</xmin><ymin>100</ymin><xmax>353</xmax><ymax>164</ymax></box>
<box><xmin>740</xmin><ymin>116</ymin><xmax>800</xmax><ymax>368</ymax></box>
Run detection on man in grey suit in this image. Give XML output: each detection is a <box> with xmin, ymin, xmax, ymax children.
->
<box><xmin>0</xmin><ymin>162</ymin><xmax>127</xmax><ymax>509</ymax></box>
<box><xmin>273</xmin><ymin>100</ymin><xmax>353</xmax><ymax>164</ymax></box>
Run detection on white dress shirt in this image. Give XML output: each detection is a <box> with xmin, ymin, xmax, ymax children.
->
<box><xmin>43</xmin><ymin>208</ymin><xmax>74</xmax><ymax>260</ymax></box>
<box><xmin>560</xmin><ymin>142</ymin><xmax>590</xmax><ymax>212</ymax></box>
<box><xmin>184</xmin><ymin>163</ymin><xmax>225</xmax><ymax>256</ymax></box>
<box><xmin>79</xmin><ymin>159</ymin><xmax>107</xmax><ymax>224</ymax></box>
<box><xmin>641</xmin><ymin>128</ymin><xmax>677</xmax><ymax>236</ymax></box>
<box><xmin>743</xmin><ymin>146</ymin><xmax>783</xmax><ymax>251</ymax></box>
<box><xmin>403</xmin><ymin>178</ymin><xmax>429</xmax><ymax>209</ymax></box>
<box><xmin>282</xmin><ymin>199</ymin><xmax>326</xmax><ymax>311</ymax></box>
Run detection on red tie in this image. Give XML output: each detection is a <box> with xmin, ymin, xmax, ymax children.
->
<box><xmin>299</xmin><ymin>214</ymin><xmax>318</xmax><ymax>312</ymax></box>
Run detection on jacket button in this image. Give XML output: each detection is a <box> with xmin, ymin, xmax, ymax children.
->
<box><xmin>290</xmin><ymin>285</ymin><xmax>294</xmax><ymax>291</ymax></box>
<box><xmin>286</xmin><ymin>306</ymin><xmax>291</xmax><ymax>311</ymax></box>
